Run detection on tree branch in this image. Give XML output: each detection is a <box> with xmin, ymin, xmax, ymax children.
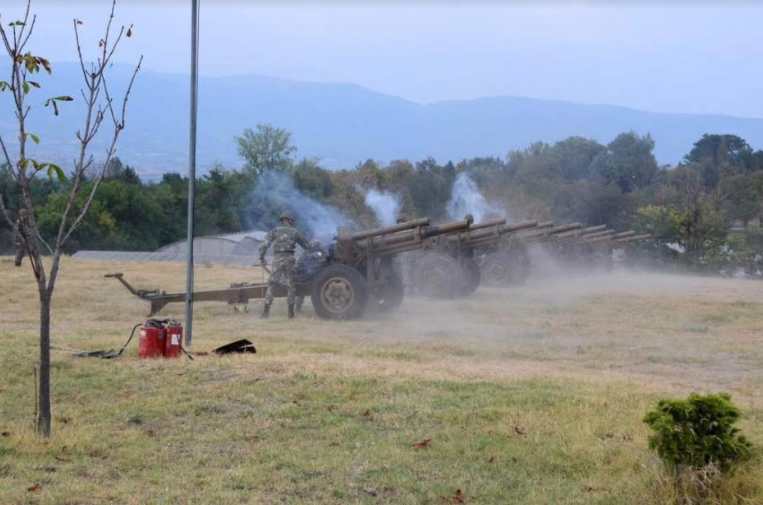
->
<box><xmin>63</xmin><ymin>54</ymin><xmax>142</xmax><ymax>244</ymax></box>
<box><xmin>0</xmin><ymin>186</ymin><xmax>12</xmax><ymax>228</ymax></box>
<box><xmin>0</xmin><ymin>135</ymin><xmax>17</xmax><ymax>179</ymax></box>
<box><xmin>18</xmin><ymin>13</ymin><xmax>37</xmax><ymax>53</ymax></box>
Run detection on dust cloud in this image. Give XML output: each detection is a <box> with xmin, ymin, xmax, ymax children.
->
<box><xmin>346</xmin><ymin>266</ymin><xmax>763</xmax><ymax>399</ymax></box>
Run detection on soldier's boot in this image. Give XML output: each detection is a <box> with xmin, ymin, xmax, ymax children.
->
<box><xmin>261</xmin><ymin>303</ymin><xmax>270</xmax><ymax>319</ymax></box>
<box><xmin>287</xmin><ymin>304</ymin><xmax>295</xmax><ymax>319</ymax></box>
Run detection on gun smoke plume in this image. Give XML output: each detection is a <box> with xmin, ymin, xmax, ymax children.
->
<box><xmin>244</xmin><ymin>171</ymin><xmax>354</xmax><ymax>241</ymax></box>
<box><xmin>363</xmin><ymin>188</ymin><xmax>402</xmax><ymax>226</ymax></box>
<box><xmin>446</xmin><ymin>172</ymin><xmax>507</xmax><ymax>222</ymax></box>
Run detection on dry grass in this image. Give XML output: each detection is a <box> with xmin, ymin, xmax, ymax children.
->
<box><xmin>1</xmin><ymin>255</ymin><xmax>762</xmax><ymax>504</ymax></box>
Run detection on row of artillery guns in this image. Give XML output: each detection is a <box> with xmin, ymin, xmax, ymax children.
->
<box><xmin>401</xmin><ymin>217</ymin><xmax>650</xmax><ymax>298</ymax></box>
<box><xmin>105</xmin><ymin>215</ymin><xmax>650</xmax><ymax>320</ymax></box>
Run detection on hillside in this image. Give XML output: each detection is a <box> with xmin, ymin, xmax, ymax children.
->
<box><xmin>2</xmin><ymin>63</ymin><xmax>763</xmax><ymax>179</ymax></box>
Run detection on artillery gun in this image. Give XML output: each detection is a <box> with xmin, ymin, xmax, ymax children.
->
<box><xmin>408</xmin><ymin>217</ymin><xmax>545</xmax><ymax>297</ymax></box>
<box><xmin>551</xmin><ymin>228</ymin><xmax>651</xmax><ymax>271</ymax></box>
<box><xmin>579</xmin><ymin>231</ymin><xmax>652</xmax><ymax>271</ymax></box>
<box><xmin>106</xmin><ymin>216</ymin><xmax>473</xmax><ymax>320</ymax></box>
<box><xmin>475</xmin><ymin>221</ymin><xmax>586</xmax><ymax>287</ymax></box>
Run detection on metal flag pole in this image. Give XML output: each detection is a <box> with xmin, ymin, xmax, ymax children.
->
<box><xmin>185</xmin><ymin>0</ymin><xmax>200</xmax><ymax>346</ymax></box>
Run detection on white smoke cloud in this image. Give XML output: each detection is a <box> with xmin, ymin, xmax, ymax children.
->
<box><xmin>244</xmin><ymin>171</ymin><xmax>354</xmax><ymax>241</ymax></box>
<box><xmin>363</xmin><ymin>188</ymin><xmax>402</xmax><ymax>226</ymax></box>
<box><xmin>445</xmin><ymin>172</ymin><xmax>506</xmax><ymax>222</ymax></box>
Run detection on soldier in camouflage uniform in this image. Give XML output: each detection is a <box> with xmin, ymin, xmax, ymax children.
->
<box><xmin>259</xmin><ymin>210</ymin><xmax>310</xmax><ymax>319</ymax></box>
<box><xmin>13</xmin><ymin>209</ymin><xmax>29</xmax><ymax>268</ymax></box>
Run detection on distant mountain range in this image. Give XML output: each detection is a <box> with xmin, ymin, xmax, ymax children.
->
<box><xmin>2</xmin><ymin>63</ymin><xmax>763</xmax><ymax>180</ymax></box>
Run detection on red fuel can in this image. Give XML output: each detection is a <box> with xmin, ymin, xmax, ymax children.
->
<box><xmin>138</xmin><ymin>320</ymin><xmax>166</xmax><ymax>358</ymax></box>
<box><xmin>165</xmin><ymin>321</ymin><xmax>183</xmax><ymax>358</ymax></box>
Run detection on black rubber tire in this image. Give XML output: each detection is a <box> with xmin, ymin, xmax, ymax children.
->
<box><xmin>310</xmin><ymin>265</ymin><xmax>369</xmax><ymax>320</ymax></box>
<box><xmin>479</xmin><ymin>252</ymin><xmax>514</xmax><ymax>287</ymax></box>
<box><xmin>370</xmin><ymin>271</ymin><xmax>405</xmax><ymax>313</ymax></box>
<box><xmin>457</xmin><ymin>257</ymin><xmax>481</xmax><ymax>297</ymax></box>
<box><xmin>412</xmin><ymin>251</ymin><xmax>461</xmax><ymax>299</ymax></box>
<box><xmin>506</xmin><ymin>248</ymin><xmax>532</xmax><ymax>286</ymax></box>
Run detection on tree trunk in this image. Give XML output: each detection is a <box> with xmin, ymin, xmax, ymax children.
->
<box><xmin>36</xmin><ymin>291</ymin><xmax>52</xmax><ymax>437</ymax></box>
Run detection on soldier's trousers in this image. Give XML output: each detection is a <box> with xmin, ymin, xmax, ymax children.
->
<box><xmin>264</xmin><ymin>255</ymin><xmax>297</xmax><ymax>306</ymax></box>
<box><xmin>14</xmin><ymin>247</ymin><xmax>24</xmax><ymax>267</ymax></box>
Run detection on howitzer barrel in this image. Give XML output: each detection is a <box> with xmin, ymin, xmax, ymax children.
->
<box><xmin>447</xmin><ymin>219</ymin><xmax>538</xmax><ymax>244</ymax></box>
<box><xmin>555</xmin><ymin>224</ymin><xmax>606</xmax><ymax>240</ymax></box>
<box><xmin>424</xmin><ymin>219</ymin><xmax>473</xmax><ymax>238</ymax></box>
<box><xmin>514</xmin><ymin>220</ymin><xmax>556</xmax><ymax>238</ymax></box>
<box><xmin>550</xmin><ymin>222</ymin><xmax>584</xmax><ymax>235</ymax></box>
<box><xmin>563</xmin><ymin>230</ymin><xmax>616</xmax><ymax>245</ymax></box>
<box><xmin>355</xmin><ymin>218</ymin><xmax>471</xmax><ymax>251</ymax></box>
<box><xmin>521</xmin><ymin>222</ymin><xmax>582</xmax><ymax>242</ymax></box>
<box><xmin>443</xmin><ymin>219</ymin><xmax>505</xmax><ymax>245</ymax></box>
<box><xmin>615</xmin><ymin>233</ymin><xmax>651</xmax><ymax>244</ymax></box>
<box><xmin>587</xmin><ymin>231</ymin><xmax>648</xmax><ymax>246</ymax></box>
<box><xmin>502</xmin><ymin>220</ymin><xmax>540</xmax><ymax>234</ymax></box>
<box><xmin>582</xmin><ymin>229</ymin><xmax>616</xmax><ymax>241</ymax></box>
<box><xmin>469</xmin><ymin>217</ymin><xmax>507</xmax><ymax>232</ymax></box>
<box><xmin>350</xmin><ymin>217</ymin><xmax>430</xmax><ymax>240</ymax></box>
<box><xmin>450</xmin><ymin>221</ymin><xmax>541</xmax><ymax>251</ymax></box>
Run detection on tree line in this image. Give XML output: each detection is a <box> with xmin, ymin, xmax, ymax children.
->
<box><xmin>3</xmin><ymin>124</ymin><xmax>763</xmax><ymax>275</ymax></box>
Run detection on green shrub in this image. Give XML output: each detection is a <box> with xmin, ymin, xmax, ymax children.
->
<box><xmin>643</xmin><ymin>393</ymin><xmax>753</xmax><ymax>473</ymax></box>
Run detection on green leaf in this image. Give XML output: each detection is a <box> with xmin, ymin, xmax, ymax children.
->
<box><xmin>45</xmin><ymin>163</ymin><xmax>66</xmax><ymax>182</ymax></box>
<box><xmin>27</xmin><ymin>133</ymin><xmax>40</xmax><ymax>144</ymax></box>
<box><xmin>45</xmin><ymin>98</ymin><xmax>60</xmax><ymax>116</ymax></box>
<box><xmin>27</xmin><ymin>80</ymin><xmax>40</xmax><ymax>88</ymax></box>
<box><xmin>0</xmin><ymin>81</ymin><xmax>7</xmax><ymax>91</ymax></box>
<box><xmin>22</xmin><ymin>81</ymin><xmax>30</xmax><ymax>94</ymax></box>
<box><xmin>54</xmin><ymin>95</ymin><xmax>74</xmax><ymax>102</ymax></box>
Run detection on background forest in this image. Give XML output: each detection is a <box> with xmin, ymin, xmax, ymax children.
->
<box><xmin>3</xmin><ymin>126</ymin><xmax>763</xmax><ymax>275</ymax></box>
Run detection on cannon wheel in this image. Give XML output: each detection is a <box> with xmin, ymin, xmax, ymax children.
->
<box><xmin>370</xmin><ymin>271</ymin><xmax>405</xmax><ymax>313</ymax></box>
<box><xmin>412</xmin><ymin>251</ymin><xmax>460</xmax><ymax>298</ymax></box>
<box><xmin>457</xmin><ymin>257</ymin><xmax>481</xmax><ymax>297</ymax></box>
<box><xmin>510</xmin><ymin>248</ymin><xmax>532</xmax><ymax>285</ymax></box>
<box><xmin>479</xmin><ymin>252</ymin><xmax>514</xmax><ymax>287</ymax></box>
<box><xmin>311</xmin><ymin>265</ymin><xmax>369</xmax><ymax>320</ymax></box>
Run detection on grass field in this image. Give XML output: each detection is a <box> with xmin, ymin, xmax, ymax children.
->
<box><xmin>1</xmin><ymin>256</ymin><xmax>762</xmax><ymax>504</ymax></box>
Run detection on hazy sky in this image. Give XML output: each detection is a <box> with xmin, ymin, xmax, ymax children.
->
<box><xmin>9</xmin><ymin>1</ymin><xmax>763</xmax><ymax>118</ymax></box>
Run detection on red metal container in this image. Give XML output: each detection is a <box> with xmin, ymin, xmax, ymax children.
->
<box><xmin>138</xmin><ymin>321</ymin><xmax>166</xmax><ymax>358</ymax></box>
<box><xmin>165</xmin><ymin>321</ymin><xmax>183</xmax><ymax>358</ymax></box>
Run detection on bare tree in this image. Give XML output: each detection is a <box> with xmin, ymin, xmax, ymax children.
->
<box><xmin>0</xmin><ymin>0</ymin><xmax>142</xmax><ymax>436</ymax></box>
